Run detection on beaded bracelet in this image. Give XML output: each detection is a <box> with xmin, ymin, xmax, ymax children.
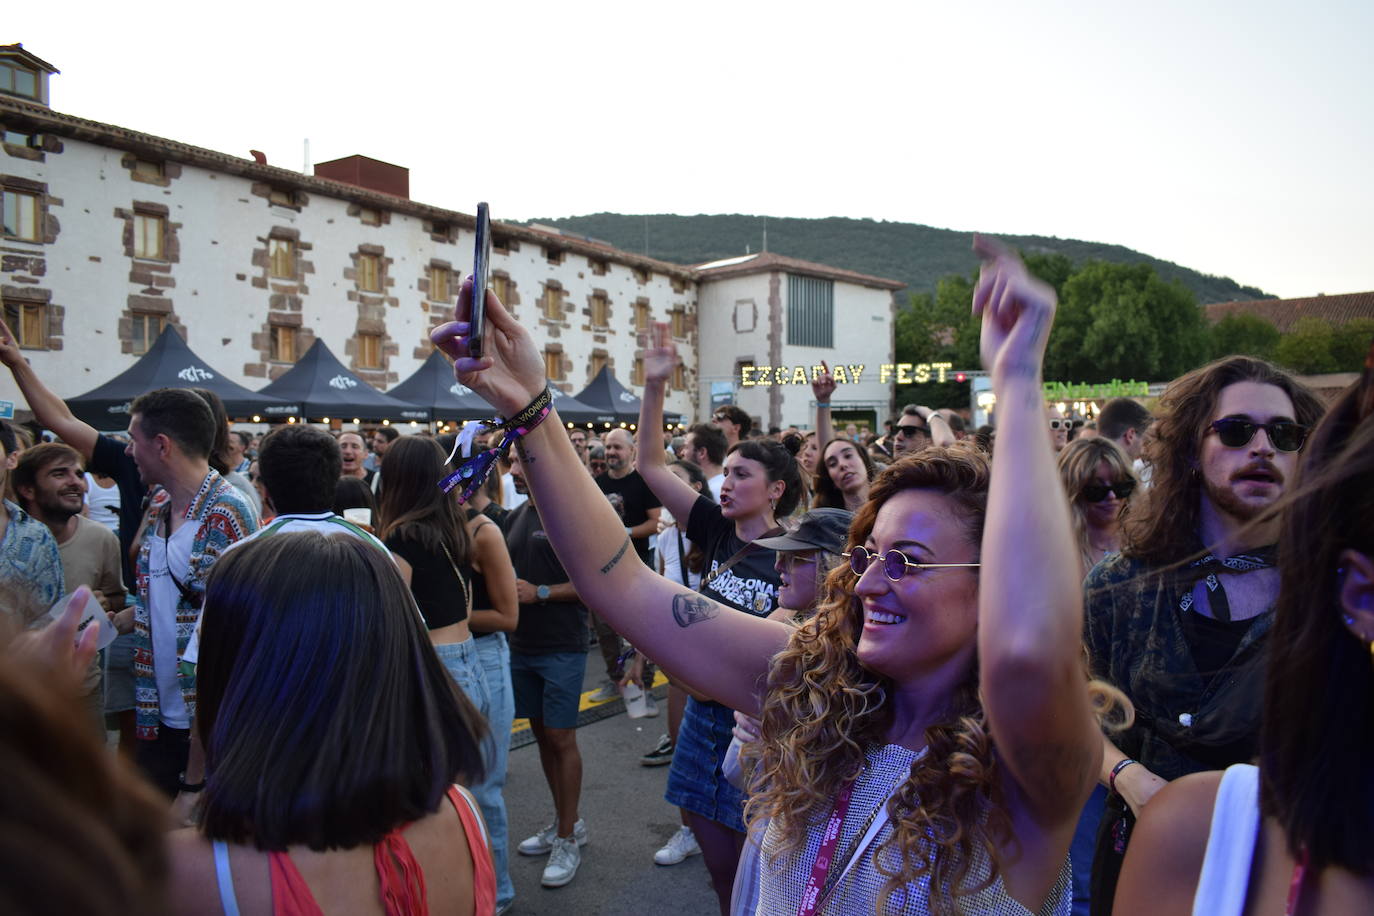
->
<box><xmin>439</xmin><ymin>387</ymin><xmax>554</xmax><ymax>502</ymax></box>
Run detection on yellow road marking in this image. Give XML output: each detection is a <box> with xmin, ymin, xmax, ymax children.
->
<box><xmin>511</xmin><ymin>671</ymin><xmax>670</xmax><ymax>736</ymax></box>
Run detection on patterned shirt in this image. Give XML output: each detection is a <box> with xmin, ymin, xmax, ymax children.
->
<box><xmin>131</xmin><ymin>470</ymin><xmax>258</xmax><ymax>739</ymax></box>
<box><xmin>1084</xmin><ymin>551</ymin><xmax>1273</xmax><ymax>781</ymax></box>
<box><xmin>0</xmin><ymin>499</ymin><xmax>64</xmax><ymax>626</ymax></box>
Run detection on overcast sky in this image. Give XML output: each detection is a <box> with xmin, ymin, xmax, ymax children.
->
<box><xmin>11</xmin><ymin>0</ymin><xmax>1372</xmax><ymax>298</ymax></box>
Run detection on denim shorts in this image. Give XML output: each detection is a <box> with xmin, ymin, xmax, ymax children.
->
<box><xmin>665</xmin><ymin>696</ymin><xmax>746</xmax><ymax>832</ymax></box>
<box><xmin>510</xmin><ymin>650</ymin><xmax>586</xmax><ymax>729</ymax></box>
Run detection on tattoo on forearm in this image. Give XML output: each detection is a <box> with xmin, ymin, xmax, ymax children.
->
<box><xmin>672</xmin><ymin>593</ymin><xmax>718</xmax><ymax>628</ymax></box>
<box><xmin>600</xmin><ymin>536</ymin><xmax>631</xmax><ymax>574</ymax></box>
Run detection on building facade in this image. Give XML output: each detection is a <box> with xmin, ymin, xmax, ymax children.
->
<box><xmin>0</xmin><ymin>44</ymin><xmax>900</xmax><ymax>432</ymax></box>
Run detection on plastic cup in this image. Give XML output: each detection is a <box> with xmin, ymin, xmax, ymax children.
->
<box><xmin>343</xmin><ymin>508</ymin><xmax>372</xmax><ymax>527</ymax></box>
<box><xmin>622</xmin><ymin>682</ymin><xmax>648</xmax><ymax>718</ymax></box>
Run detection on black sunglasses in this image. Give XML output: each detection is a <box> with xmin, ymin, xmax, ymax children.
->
<box><xmin>1081</xmin><ymin>481</ymin><xmax>1136</xmax><ymax>503</ymax></box>
<box><xmin>896</xmin><ymin>424</ymin><xmax>929</xmax><ymax>438</ymax></box>
<box><xmin>1209</xmin><ymin>418</ymin><xmax>1309</xmax><ymax>453</ymax></box>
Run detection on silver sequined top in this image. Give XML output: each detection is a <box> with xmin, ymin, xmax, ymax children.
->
<box><xmin>754</xmin><ymin>744</ymin><xmax>1072</xmax><ymax>915</ymax></box>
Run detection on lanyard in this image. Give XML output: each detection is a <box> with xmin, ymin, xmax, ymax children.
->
<box><xmin>1285</xmin><ymin>846</ymin><xmax>1308</xmax><ymax>916</ymax></box>
<box><xmin>796</xmin><ymin>779</ymin><xmax>857</xmax><ymax>916</ymax></box>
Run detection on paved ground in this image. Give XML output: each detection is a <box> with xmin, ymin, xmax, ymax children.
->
<box><xmin>501</xmin><ymin>652</ymin><xmax>722</xmax><ymax>915</ymax></box>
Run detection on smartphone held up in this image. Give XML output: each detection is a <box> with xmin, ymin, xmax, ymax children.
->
<box><xmin>468</xmin><ymin>202</ymin><xmax>491</xmax><ymax>359</ymax></box>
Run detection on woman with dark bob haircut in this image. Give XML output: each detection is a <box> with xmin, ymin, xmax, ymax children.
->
<box><xmin>432</xmin><ymin>239</ymin><xmax>1122</xmax><ymax>915</ymax></box>
<box><xmin>1115</xmin><ymin>348</ymin><xmax>1374</xmax><ymax>914</ymax></box>
<box><xmin>165</xmin><ymin>532</ymin><xmax>495</xmax><ymax>914</ymax></box>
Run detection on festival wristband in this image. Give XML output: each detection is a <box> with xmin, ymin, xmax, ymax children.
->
<box><xmin>1109</xmin><ymin>758</ymin><xmax>1138</xmax><ymax>795</ymax></box>
<box><xmin>439</xmin><ymin>388</ymin><xmax>554</xmax><ymax>501</ymax></box>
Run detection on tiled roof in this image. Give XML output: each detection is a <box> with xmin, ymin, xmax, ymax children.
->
<box><xmin>0</xmin><ymin>43</ymin><xmax>59</xmax><ymax>74</ymax></box>
<box><xmin>0</xmin><ymin>96</ymin><xmax>696</xmax><ymax>281</ymax></box>
<box><xmin>694</xmin><ymin>251</ymin><xmax>905</xmax><ymax>291</ymax></box>
<box><xmin>1205</xmin><ymin>291</ymin><xmax>1374</xmax><ymax>332</ymax></box>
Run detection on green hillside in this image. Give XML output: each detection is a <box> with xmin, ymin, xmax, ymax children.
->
<box><xmin>522</xmin><ymin>213</ymin><xmax>1271</xmax><ymax>305</ymax></box>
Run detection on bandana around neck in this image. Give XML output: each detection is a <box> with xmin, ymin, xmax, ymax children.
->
<box><xmin>1177</xmin><ymin>545</ymin><xmax>1278</xmax><ymax>622</ymax></box>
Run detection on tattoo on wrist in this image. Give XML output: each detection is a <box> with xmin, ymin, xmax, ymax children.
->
<box><xmin>600</xmin><ymin>536</ymin><xmax>631</xmax><ymax>574</ymax></box>
<box><xmin>672</xmin><ymin>593</ymin><xmax>718</xmax><ymax>628</ymax></box>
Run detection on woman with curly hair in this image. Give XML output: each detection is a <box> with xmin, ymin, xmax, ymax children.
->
<box><xmin>1056</xmin><ymin>437</ymin><xmax>1137</xmax><ymax>578</ymax></box>
<box><xmin>432</xmin><ymin>237</ymin><xmax>1111</xmax><ymax>914</ymax></box>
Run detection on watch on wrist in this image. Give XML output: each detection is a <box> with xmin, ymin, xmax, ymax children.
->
<box><xmin>178</xmin><ymin>772</ymin><xmax>206</xmax><ymax>794</ymax></box>
<box><xmin>536</xmin><ymin>584</ymin><xmax>551</xmax><ymax>603</ymax></box>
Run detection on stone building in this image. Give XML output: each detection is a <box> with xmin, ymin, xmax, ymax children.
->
<box><xmin>0</xmin><ymin>43</ymin><xmax>900</xmax><ymax>432</ymax></box>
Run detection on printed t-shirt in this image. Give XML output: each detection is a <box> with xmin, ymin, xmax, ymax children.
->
<box><xmin>504</xmin><ymin>501</ymin><xmax>587</xmax><ymax>655</ymax></box>
<box><xmin>84</xmin><ymin>472</ymin><xmax>122</xmax><ymax>534</ymax></box>
<box><xmin>148</xmin><ymin>521</ymin><xmax>195</xmax><ymax>729</ymax></box>
<box><xmin>686</xmin><ymin>495</ymin><xmax>780</xmax><ymax>618</ymax></box>
<box><xmin>595</xmin><ymin>470</ymin><xmax>661</xmax><ymax>565</ymax></box>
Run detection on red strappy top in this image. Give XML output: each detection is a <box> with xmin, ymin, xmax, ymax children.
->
<box><xmin>268</xmin><ymin>786</ymin><xmax>495</xmax><ymax>915</ymax></box>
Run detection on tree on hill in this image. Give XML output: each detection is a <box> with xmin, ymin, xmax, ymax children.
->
<box><xmin>1274</xmin><ymin>317</ymin><xmax>1374</xmax><ymax>375</ymax></box>
<box><xmin>1209</xmin><ymin>312</ymin><xmax>1281</xmax><ymax>361</ymax></box>
<box><xmin>1047</xmin><ymin>261</ymin><xmax>1208</xmax><ymax>383</ymax></box>
<box><xmin>1330</xmin><ymin>318</ymin><xmax>1374</xmax><ymax>371</ymax></box>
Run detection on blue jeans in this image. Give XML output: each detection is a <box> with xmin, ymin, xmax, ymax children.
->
<box><xmin>433</xmin><ymin>638</ymin><xmax>511</xmax><ymax>908</ymax></box>
<box><xmin>1071</xmin><ymin>784</ymin><xmax>1107</xmax><ymax>916</ymax></box>
<box><xmin>472</xmin><ymin>633</ymin><xmax>515</xmax><ymax>911</ymax></box>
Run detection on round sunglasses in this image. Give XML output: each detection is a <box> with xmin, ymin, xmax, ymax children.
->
<box><xmin>842</xmin><ymin>545</ymin><xmax>980</xmax><ymax>581</ymax></box>
<box><xmin>1080</xmin><ymin>480</ymin><xmax>1136</xmax><ymax>503</ymax></box>
<box><xmin>1209</xmin><ymin>418</ymin><xmax>1309</xmax><ymax>453</ymax></box>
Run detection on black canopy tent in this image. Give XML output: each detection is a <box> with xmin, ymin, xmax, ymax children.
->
<box><xmin>255</xmin><ymin>339</ymin><xmax>428</xmax><ymax>421</ymax></box>
<box><xmin>65</xmin><ymin>326</ymin><xmax>292</xmax><ymax>428</ymax></box>
<box><xmin>546</xmin><ymin>384</ymin><xmax>617</xmax><ymax>427</ymax></box>
<box><xmin>572</xmin><ymin>366</ymin><xmax>683</xmax><ymax>428</ymax></box>
<box><xmin>385</xmin><ymin>350</ymin><xmax>500</xmax><ymax>422</ymax></box>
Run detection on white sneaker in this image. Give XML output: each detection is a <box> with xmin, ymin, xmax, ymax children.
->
<box><xmin>653</xmin><ymin>826</ymin><xmax>702</xmax><ymax>866</ymax></box>
<box><xmin>542</xmin><ymin>835</ymin><xmax>582</xmax><ymax>887</ymax></box>
<box><xmin>517</xmin><ymin>818</ymin><xmax>587</xmax><ymax>856</ymax></box>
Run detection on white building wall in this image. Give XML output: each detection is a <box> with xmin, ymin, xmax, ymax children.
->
<box><xmin>696</xmin><ymin>272</ymin><xmax>894</xmax><ymax>431</ymax></box>
<box><xmin>0</xmin><ymin>134</ymin><xmax>696</xmax><ymax>424</ymax></box>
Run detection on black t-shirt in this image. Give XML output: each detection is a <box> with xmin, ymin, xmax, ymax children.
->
<box><xmin>504</xmin><ymin>502</ymin><xmax>588</xmax><ymax>655</ymax></box>
<box><xmin>384</xmin><ymin>529</ymin><xmax>469</xmax><ymax>630</ymax></box>
<box><xmin>89</xmin><ymin>433</ymin><xmax>149</xmax><ymax>587</ymax></box>
<box><xmin>595</xmin><ymin>470</ymin><xmax>661</xmax><ymax>565</ymax></box>
<box><xmin>686</xmin><ymin>495</ymin><xmax>780</xmax><ymax>618</ymax></box>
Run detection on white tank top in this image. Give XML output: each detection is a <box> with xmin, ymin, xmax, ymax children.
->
<box><xmin>1192</xmin><ymin>764</ymin><xmax>1261</xmax><ymax>916</ymax></box>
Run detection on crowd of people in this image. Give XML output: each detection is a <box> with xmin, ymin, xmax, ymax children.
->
<box><xmin>0</xmin><ymin>235</ymin><xmax>1371</xmax><ymax>916</ymax></box>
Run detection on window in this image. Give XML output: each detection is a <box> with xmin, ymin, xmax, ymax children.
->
<box><xmin>269</xmin><ymin>238</ymin><xmax>295</xmax><ymax>278</ymax></box>
<box><xmin>2</xmin><ymin>189</ymin><xmax>40</xmax><ymax>241</ymax></box>
<box><xmin>270</xmin><ymin>324</ymin><xmax>297</xmax><ymax>363</ymax></box>
<box><xmin>130</xmin><ymin>312</ymin><xmax>165</xmax><ymax>356</ymax></box>
<box><xmin>357</xmin><ymin>333</ymin><xmax>383</xmax><ymax>369</ymax></box>
<box><xmin>786</xmin><ymin>275</ymin><xmax>834</xmax><ymax>348</ymax></box>
<box><xmin>670</xmin><ymin>308</ymin><xmax>686</xmax><ymax>338</ymax></box>
<box><xmin>4</xmin><ymin>129</ymin><xmax>36</xmax><ymax>147</ymax></box>
<box><xmin>133</xmin><ymin>159</ymin><xmax>164</xmax><ymax>179</ymax></box>
<box><xmin>590</xmin><ymin>293</ymin><xmax>609</xmax><ymax>327</ymax></box>
<box><xmin>634</xmin><ymin>300</ymin><xmax>651</xmax><ymax>332</ymax></box>
<box><xmin>0</xmin><ymin>62</ymin><xmax>38</xmax><ymax>100</ymax></box>
<box><xmin>133</xmin><ymin>212</ymin><xmax>164</xmax><ymax>259</ymax></box>
<box><xmin>632</xmin><ymin>356</ymin><xmax>645</xmax><ymax>386</ymax></box>
<box><xmin>590</xmin><ymin>352</ymin><xmax>607</xmax><ymax>377</ymax></box>
<box><xmin>358</xmin><ymin>207</ymin><xmax>381</xmax><ymax>226</ymax></box>
<box><xmin>268</xmin><ymin>187</ymin><xmax>294</xmax><ymax>207</ymax></box>
<box><xmin>492</xmin><ymin>273</ymin><xmax>513</xmax><ymax>305</ymax></box>
<box><xmin>3</xmin><ymin>301</ymin><xmax>46</xmax><ymax>349</ymax></box>
<box><xmin>542</xmin><ymin>285</ymin><xmax>563</xmax><ymax>321</ymax></box>
<box><xmin>544</xmin><ymin>246</ymin><xmax>564</xmax><ymax>265</ymax></box>
<box><xmin>672</xmin><ymin>364</ymin><xmax>686</xmax><ymax>391</ymax></box>
<box><xmin>493</xmin><ymin>235</ymin><xmax>517</xmax><ymax>254</ymax></box>
<box><xmin>544</xmin><ymin>348</ymin><xmax>564</xmax><ymax>381</ymax></box>
<box><xmin>589</xmin><ymin>257</ymin><xmax>609</xmax><ymax>276</ymax></box>
<box><xmin>429</xmin><ymin>265</ymin><xmax>450</xmax><ymax>302</ymax></box>
<box><xmin>357</xmin><ymin>254</ymin><xmax>380</xmax><ymax>292</ymax></box>
<box><xmin>633</xmin><ymin>268</ymin><xmax>650</xmax><ymax>285</ymax></box>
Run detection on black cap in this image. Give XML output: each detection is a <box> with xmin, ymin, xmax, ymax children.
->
<box><xmin>753</xmin><ymin>508</ymin><xmax>853</xmax><ymax>555</ymax></box>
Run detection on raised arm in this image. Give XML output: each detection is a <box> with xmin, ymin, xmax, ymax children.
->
<box><xmin>0</xmin><ymin>318</ymin><xmax>98</xmax><ymax>461</ymax></box>
<box><xmin>635</xmin><ymin>323</ymin><xmax>702</xmax><ymax>522</ymax></box>
<box><xmin>434</xmin><ymin>284</ymin><xmax>788</xmax><ymax>713</ymax></box>
<box><xmin>912</xmin><ymin>405</ymin><xmax>956</xmax><ymax>447</ymax></box>
<box><xmin>812</xmin><ymin>362</ymin><xmax>836</xmax><ymax>444</ymax></box>
<box><xmin>973</xmin><ymin>236</ymin><xmax>1100</xmax><ymax>831</ymax></box>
